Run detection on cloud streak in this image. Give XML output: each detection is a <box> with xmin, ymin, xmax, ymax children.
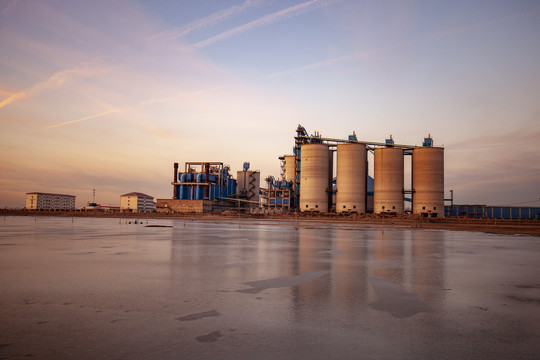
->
<box><xmin>266</xmin><ymin>49</ymin><xmax>375</xmax><ymax>78</ymax></box>
<box><xmin>0</xmin><ymin>62</ymin><xmax>99</xmax><ymax>110</ymax></box>
<box><xmin>193</xmin><ymin>0</ymin><xmax>341</xmax><ymax>49</ymax></box>
<box><xmin>45</xmin><ymin>82</ymin><xmax>236</xmax><ymax>129</ymax></box>
<box><xmin>148</xmin><ymin>0</ymin><xmax>263</xmax><ymax>41</ymax></box>
<box><xmin>44</xmin><ymin>108</ymin><xmax>122</xmax><ymax>129</ymax></box>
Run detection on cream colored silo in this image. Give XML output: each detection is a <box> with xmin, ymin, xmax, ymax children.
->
<box><xmin>336</xmin><ymin>143</ymin><xmax>366</xmax><ymax>213</ymax></box>
<box><xmin>300</xmin><ymin>143</ymin><xmax>330</xmax><ymax>212</ymax></box>
<box><xmin>412</xmin><ymin>147</ymin><xmax>444</xmax><ymax>217</ymax></box>
<box><xmin>374</xmin><ymin>148</ymin><xmax>404</xmax><ymax>213</ymax></box>
<box><xmin>284</xmin><ymin>155</ymin><xmax>296</xmax><ymax>182</ymax></box>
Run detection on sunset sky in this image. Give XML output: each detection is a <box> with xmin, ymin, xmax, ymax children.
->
<box><xmin>1</xmin><ymin>0</ymin><xmax>539</xmax><ymax>208</ymax></box>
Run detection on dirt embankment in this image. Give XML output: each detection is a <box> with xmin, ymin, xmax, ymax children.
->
<box><xmin>2</xmin><ymin>209</ymin><xmax>539</xmax><ymax>237</ymax></box>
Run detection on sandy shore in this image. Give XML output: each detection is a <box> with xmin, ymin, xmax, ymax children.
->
<box><xmin>2</xmin><ymin>209</ymin><xmax>539</xmax><ymax>237</ymax></box>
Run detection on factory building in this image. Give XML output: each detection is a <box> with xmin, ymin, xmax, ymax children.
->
<box><xmin>120</xmin><ymin>192</ymin><xmax>155</xmax><ymax>212</ymax></box>
<box><xmin>287</xmin><ymin>125</ymin><xmax>445</xmax><ymax>217</ymax></box>
<box><xmin>261</xmin><ymin>176</ymin><xmax>294</xmax><ymax>210</ymax></box>
<box><xmin>236</xmin><ymin>162</ymin><xmax>260</xmax><ymax>207</ymax></box>
<box><xmin>445</xmin><ymin>205</ymin><xmax>540</xmax><ymax>220</ymax></box>
<box><xmin>157</xmin><ymin>162</ymin><xmax>250</xmax><ymax>213</ymax></box>
<box><xmin>25</xmin><ymin>192</ymin><xmax>76</xmax><ymax>210</ymax></box>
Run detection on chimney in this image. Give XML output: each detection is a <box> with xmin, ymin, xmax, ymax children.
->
<box><xmin>173</xmin><ymin>163</ymin><xmax>179</xmax><ymax>198</ymax></box>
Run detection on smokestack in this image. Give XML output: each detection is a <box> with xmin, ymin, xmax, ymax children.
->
<box><xmin>173</xmin><ymin>163</ymin><xmax>179</xmax><ymax>198</ymax></box>
<box><xmin>204</xmin><ymin>163</ymin><xmax>210</xmax><ymax>199</ymax></box>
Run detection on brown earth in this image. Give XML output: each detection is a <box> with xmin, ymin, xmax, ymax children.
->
<box><xmin>2</xmin><ymin>209</ymin><xmax>539</xmax><ymax>237</ymax></box>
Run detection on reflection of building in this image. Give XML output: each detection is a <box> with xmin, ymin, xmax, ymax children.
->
<box><xmin>25</xmin><ymin>192</ymin><xmax>75</xmax><ymax>210</ymax></box>
<box><xmin>120</xmin><ymin>192</ymin><xmax>155</xmax><ymax>212</ymax></box>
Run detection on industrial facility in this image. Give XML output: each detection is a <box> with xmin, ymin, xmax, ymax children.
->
<box><xmin>285</xmin><ymin>125</ymin><xmax>445</xmax><ymax>217</ymax></box>
<box><xmin>157</xmin><ymin>125</ymin><xmax>446</xmax><ymax>217</ymax></box>
<box><xmin>156</xmin><ymin>162</ymin><xmax>260</xmax><ymax>213</ymax></box>
<box><xmin>154</xmin><ymin>124</ymin><xmax>537</xmax><ymax>219</ymax></box>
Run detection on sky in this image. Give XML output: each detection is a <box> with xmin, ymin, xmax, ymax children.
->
<box><xmin>1</xmin><ymin>0</ymin><xmax>539</xmax><ymax>208</ymax></box>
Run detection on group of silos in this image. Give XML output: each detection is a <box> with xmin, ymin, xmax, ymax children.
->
<box><xmin>295</xmin><ymin>140</ymin><xmax>444</xmax><ymax>217</ymax></box>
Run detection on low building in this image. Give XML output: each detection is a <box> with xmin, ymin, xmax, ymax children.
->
<box><xmin>25</xmin><ymin>192</ymin><xmax>76</xmax><ymax>210</ymax></box>
<box><xmin>156</xmin><ymin>199</ymin><xmax>213</xmax><ymax>213</ymax></box>
<box><xmin>120</xmin><ymin>192</ymin><xmax>155</xmax><ymax>212</ymax></box>
<box><xmin>81</xmin><ymin>203</ymin><xmax>120</xmax><ymax>212</ymax></box>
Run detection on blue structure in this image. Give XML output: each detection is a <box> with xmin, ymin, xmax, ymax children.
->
<box><xmin>423</xmin><ymin>135</ymin><xmax>433</xmax><ymax>147</ymax></box>
<box><xmin>445</xmin><ymin>205</ymin><xmax>540</xmax><ymax>220</ymax></box>
<box><xmin>173</xmin><ymin>162</ymin><xmax>237</xmax><ymax>201</ymax></box>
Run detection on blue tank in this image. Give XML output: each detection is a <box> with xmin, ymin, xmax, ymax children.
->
<box><xmin>179</xmin><ymin>174</ymin><xmax>186</xmax><ymax>199</ymax></box>
<box><xmin>231</xmin><ymin>179</ymin><xmax>237</xmax><ymax>196</ymax></box>
<box><xmin>194</xmin><ymin>173</ymin><xmax>203</xmax><ymax>200</ymax></box>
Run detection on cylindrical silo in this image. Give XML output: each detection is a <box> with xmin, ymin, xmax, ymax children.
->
<box><xmin>374</xmin><ymin>148</ymin><xmax>404</xmax><ymax>214</ymax></box>
<box><xmin>284</xmin><ymin>155</ymin><xmax>296</xmax><ymax>182</ymax></box>
<box><xmin>336</xmin><ymin>143</ymin><xmax>366</xmax><ymax>213</ymax></box>
<box><xmin>300</xmin><ymin>143</ymin><xmax>330</xmax><ymax>212</ymax></box>
<box><xmin>412</xmin><ymin>147</ymin><xmax>444</xmax><ymax>217</ymax></box>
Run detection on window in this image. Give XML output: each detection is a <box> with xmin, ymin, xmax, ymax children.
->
<box><xmin>422</xmin><ymin>206</ymin><xmax>426</xmax><ymax>210</ymax></box>
<box><xmin>353</xmin><ymin>206</ymin><xmax>356</xmax><ymax>209</ymax></box>
<box><xmin>315</xmin><ymin>205</ymin><xmax>318</xmax><ymax>208</ymax></box>
<box><xmin>382</xmin><ymin>206</ymin><xmax>385</xmax><ymax>209</ymax></box>
<box><xmin>434</xmin><ymin>207</ymin><xmax>437</xmax><ymax>210</ymax></box>
<box><xmin>306</xmin><ymin>205</ymin><xmax>308</xmax><ymax>208</ymax></box>
<box><xmin>343</xmin><ymin>205</ymin><xmax>346</xmax><ymax>209</ymax></box>
<box><xmin>392</xmin><ymin>206</ymin><xmax>395</xmax><ymax>209</ymax></box>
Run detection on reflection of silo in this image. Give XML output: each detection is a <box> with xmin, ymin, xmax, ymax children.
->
<box><xmin>284</xmin><ymin>155</ymin><xmax>296</xmax><ymax>182</ymax></box>
<box><xmin>412</xmin><ymin>147</ymin><xmax>444</xmax><ymax>217</ymax></box>
<box><xmin>336</xmin><ymin>143</ymin><xmax>366</xmax><ymax>213</ymax></box>
<box><xmin>300</xmin><ymin>143</ymin><xmax>330</xmax><ymax>212</ymax></box>
<box><xmin>374</xmin><ymin>148</ymin><xmax>404</xmax><ymax>213</ymax></box>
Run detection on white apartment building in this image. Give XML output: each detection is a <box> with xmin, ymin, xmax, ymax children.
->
<box><xmin>25</xmin><ymin>192</ymin><xmax>76</xmax><ymax>210</ymax></box>
<box><xmin>120</xmin><ymin>192</ymin><xmax>156</xmax><ymax>212</ymax></box>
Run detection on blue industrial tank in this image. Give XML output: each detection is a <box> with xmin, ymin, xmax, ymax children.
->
<box><xmin>179</xmin><ymin>174</ymin><xmax>186</xmax><ymax>199</ymax></box>
<box><xmin>195</xmin><ymin>173</ymin><xmax>204</xmax><ymax>200</ymax></box>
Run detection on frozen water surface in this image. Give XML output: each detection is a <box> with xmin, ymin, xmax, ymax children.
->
<box><xmin>0</xmin><ymin>216</ymin><xmax>539</xmax><ymax>359</ymax></box>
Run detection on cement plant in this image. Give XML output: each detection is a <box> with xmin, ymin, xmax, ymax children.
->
<box><xmin>155</xmin><ymin>124</ymin><xmax>539</xmax><ymax>220</ymax></box>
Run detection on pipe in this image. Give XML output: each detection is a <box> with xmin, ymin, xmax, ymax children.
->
<box><xmin>205</xmin><ymin>163</ymin><xmax>210</xmax><ymax>199</ymax></box>
<box><xmin>173</xmin><ymin>163</ymin><xmax>179</xmax><ymax>198</ymax></box>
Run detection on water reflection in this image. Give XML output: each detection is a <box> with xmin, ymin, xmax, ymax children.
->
<box><xmin>168</xmin><ymin>222</ymin><xmax>448</xmax><ymax>321</ymax></box>
<box><xmin>3</xmin><ymin>217</ymin><xmax>539</xmax><ymax>359</ymax></box>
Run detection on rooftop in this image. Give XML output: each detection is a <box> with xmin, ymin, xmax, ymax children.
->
<box><xmin>121</xmin><ymin>192</ymin><xmax>153</xmax><ymax>198</ymax></box>
<box><xmin>26</xmin><ymin>192</ymin><xmax>75</xmax><ymax>197</ymax></box>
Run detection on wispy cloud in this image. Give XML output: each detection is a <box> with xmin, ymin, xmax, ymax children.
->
<box><xmin>44</xmin><ymin>108</ymin><xmax>122</xmax><ymax>129</ymax></box>
<box><xmin>148</xmin><ymin>0</ymin><xmax>263</xmax><ymax>42</ymax></box>
<box><xmin>193</xmin><ymin>0</ymin><xmax>341</xmax><ymax>49</ymax></box>
<box><xmin>0</xmin><ymin>62</ymin><xmax>100</xmax><ymax>110</ymax></box>
<box><xmin>44</xmin><ymin>82</ymin><xmax>236</xmax><ymax>129</ymax></box>
<box><xmin>266</xmin><ymin>49</ymin><xmax>375</xmax><ymax>78</ymax></box>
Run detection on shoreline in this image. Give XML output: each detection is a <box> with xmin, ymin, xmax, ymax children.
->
<box><xmin>2</xmin><ymin>209</ymin><xmax>539</xmax><ymax>237</ymax></box>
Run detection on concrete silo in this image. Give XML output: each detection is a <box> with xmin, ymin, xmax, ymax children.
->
<box><xmin>300</xmin><ymin>143</ymin><xmax>331</xmax><ymax>212</ymax></box>
<box><xmin>412</xmin><ymin>146</ymin><xmax>444</xmax><ymax>217</ymax></box>
<box><xmin>284</xmin><ymin>155</ymin><xmax>296</xmax><ymax>182</ymax></box>
<box><xmin>374</xmin><ymin>148</ymin><xmax>404</xmax><ymax>214</ymax></box>
<box><xmin>336</xmin><ymin>143</ymin><xmax>366</xmax><ymax>213</ymax></box>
